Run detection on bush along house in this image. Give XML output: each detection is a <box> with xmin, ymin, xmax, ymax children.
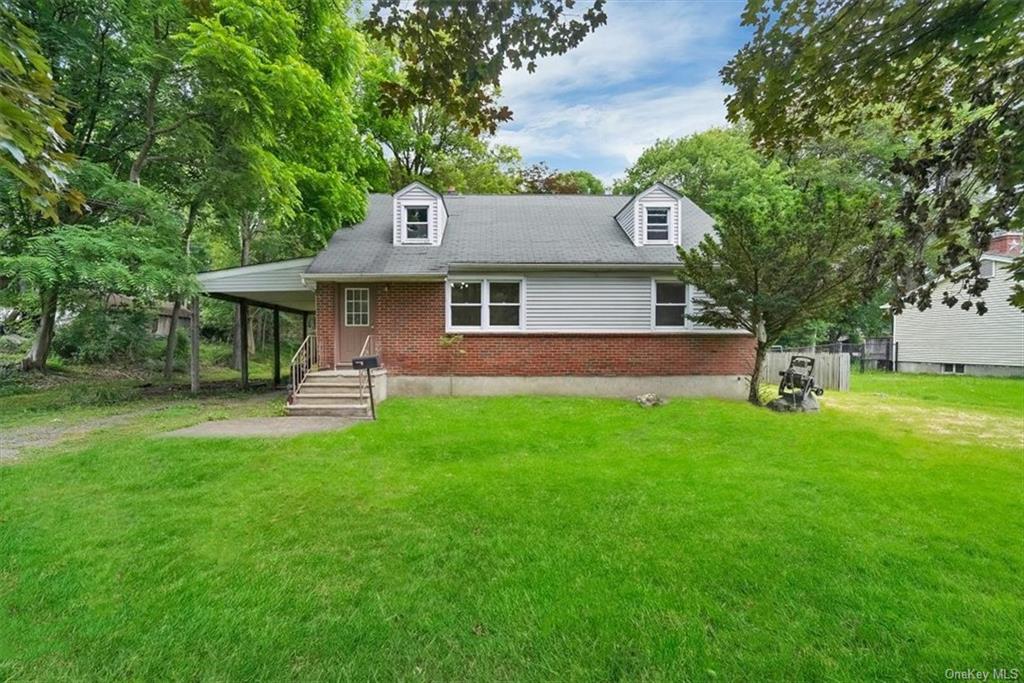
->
<box><xmin>198</xmin><ymin>182</ymin><xmax>755</xmax><ymax>417</ymax></box>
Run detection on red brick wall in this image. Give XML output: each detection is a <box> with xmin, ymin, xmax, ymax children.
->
<box><xmin>314</xmin><ymin>283</ymin><xmax>337</xmax><ymax>370</ymax></box>
<box><xmin>372</xmin><ymin>281</ymin><xmax>755</xmax><ymax>377</ymax></box>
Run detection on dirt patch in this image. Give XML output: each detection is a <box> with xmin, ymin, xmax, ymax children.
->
<box><xmin>829</xmin><ymin>394</ymin><xmax>1024</xmax><ymax>450</ymax></box>
<box><xmin>1</xmin><ymin>410</ymin><xmax>154</xmax><ymax>464</ymax></box>
<box><xmin>164</xmin><ymin>416</ymin><xmax>361</xmax><ymax>438</ymax></box>
<box><xmin>0</xmin><ymin>393</ymin><xmax>282</xmax><ymax>464</ymax></box>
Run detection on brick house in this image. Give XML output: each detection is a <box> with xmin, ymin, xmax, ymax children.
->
<box><xmin>199</xmin><ymin>182</ymin><xmax>755</xmax><ymax>415</ymax></box>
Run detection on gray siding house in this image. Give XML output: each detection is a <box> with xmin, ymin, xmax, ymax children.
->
<box><xmin>893</xmin><ymin>234</ymin><xmax>1024</xmax><ymax>377</ymax></box>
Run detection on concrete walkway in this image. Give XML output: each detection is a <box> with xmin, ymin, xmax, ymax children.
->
<box><xmin>164</xmin><ymin>416</ymin><xmax>362</xmax><ymax>438</ymax></box>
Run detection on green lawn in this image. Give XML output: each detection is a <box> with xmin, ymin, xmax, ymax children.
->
<box><xmin>1</xmin><ymin>375</ymin><xmax>1022</xmax><ymax>680</ymax></box>
<box><xmin>852</xmin><ymin>371</ymin><xmax>1024</xmax><ymax>415</ymax></box>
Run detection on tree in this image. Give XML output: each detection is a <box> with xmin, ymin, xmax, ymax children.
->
<box><xmin>365</xmin><ymin>0</ymin><xmax>607</xmax><ymax>132</ymax></box>
<box><xmin>614</xmin><ymin>129</ymin><xmax>772</xmax><ymax>205</ymax></box>
<box><xmin>522</xmin><ymin>163</ymin><xmax>604</xmax><ymax>194</ymax></box>
<box><xmin>722</xmin><ymin>0</ymin><xmax>1024</xmax><ymax>312</ymax></box>
<box><xmin>0</xmin><ymin>10</ymin><xmax>80</xmax><ymax>218</ymax></box>
<box><xmin>183</xmin><ymin>0</ymin><xmax>372</xmax><ymax>256</ymax></box>
<box><xmin>429</xmin><ymin>138</ymin><xmax>523</xmax><ymax>194</ymax></box>
<box><xmin>679</xmin><ymin>186</ymin><xmax>883</xmax><ymax>404</ymax></box>
<box><xmin>621</xmin><ymin>128</ymin><xmax>892</xmax><ymax>404</ymax></box>
<box><xmin>0</xmin><ymin>162</ymin><xmax>193</xmax><ymax>370</ymax></box>
<box><xmin>550</xmin><ymin>170</ymin><xmax>604</xmax><ymax>195</ymax></box>
<box><xmin>183</xmin><ymin>0</ymin><xmax>376</xmax><ymax>367</ymax></box>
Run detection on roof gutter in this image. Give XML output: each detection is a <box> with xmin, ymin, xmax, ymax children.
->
<box><xmin>301</xmin><ymin>272</ymin><xmax>446</xmax><ymax>284</ymax></box>
<box><xmin>448</xmin><ymin>262</ymin><xmax>682</xmax><ymax>272</ymax></box>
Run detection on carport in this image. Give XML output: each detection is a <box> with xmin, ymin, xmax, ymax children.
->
<box><xmin>190</xmin><ymin>258</ymin><xmax>315</xmax><ymax>392</ymax></box>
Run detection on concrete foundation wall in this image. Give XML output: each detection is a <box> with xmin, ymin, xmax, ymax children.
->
<box><xmin>389</xmin><ymin>374</ymin><xmax>749</xmax><ymax>400</ymax></box>
<box><xmin>897</xmin><ymin>362</ymin><xmax>1024</xmax><ymax>378</ymax></box>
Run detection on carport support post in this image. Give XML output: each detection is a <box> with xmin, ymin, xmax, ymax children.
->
<box><xmin>272</xmin><ymin>309</ymin><xmax>281</xmax><ymax>388</ymax></box>
<box><xmin>189</xmin><ymin>296</ymin><xmax>200</xmax><ymax>394</ymax></box>
<box><xmin>239</xmin><ymin>301</ymin><xmax>249</xmax><ymax>389</ymax></box>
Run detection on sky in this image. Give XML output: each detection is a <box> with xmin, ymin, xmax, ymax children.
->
<box><xmin>493</xmin><ymin>0</ymin><xmax>753</xmax><ymax>189</ymax></box>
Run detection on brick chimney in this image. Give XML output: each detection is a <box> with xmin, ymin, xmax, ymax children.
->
<box><xmin>989</xmin><ymin>231</ymin><xmax>1022</xmax><ymax>256</ymax></box>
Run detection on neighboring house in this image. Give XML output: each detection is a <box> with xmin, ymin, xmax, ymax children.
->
<box><xmin>199</xmin><ymin>182</ymin><xmax>755</xmax><ymax>415</ymax></box>
<box><xmin>892</xmin><ymin>232</ymin><xmax>1024</xmax><ymax>377</ymax></box>
<box><xmin>105</xmin><ymin>294</ymin><xmax>192</xmax><ymax>337</ymax></box>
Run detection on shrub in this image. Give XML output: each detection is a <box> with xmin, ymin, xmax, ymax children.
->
<box><xmin>53</xmin><ymin>306</ymin><xmax>155</xmax><ymax>364</ymax></box>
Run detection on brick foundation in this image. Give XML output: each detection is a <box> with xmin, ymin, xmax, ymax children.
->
<box><xmin>353</xmin><ymin>281</ymin><xmax>757</xmax><ymax>377</ymax></box>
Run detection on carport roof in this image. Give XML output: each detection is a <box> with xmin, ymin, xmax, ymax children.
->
<box><xmin>197</xmin><ymin>257</ymin><xmax>315</xmax><ymax>313</ymax></box>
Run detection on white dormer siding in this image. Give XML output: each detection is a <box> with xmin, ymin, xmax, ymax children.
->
<box><xmin>615</xmin><ymin>183</ymin><xmax>688</xmax><ymax>247</ymax></box>
<box><xmin>393</xmin><ymin>182</ymin><xmax>448</xmax><ymax>246</ymax></box>
<box><xmin>614</xmin><ymin>201</ymin><xmax>636</xmax><ymax>242</ymax></box>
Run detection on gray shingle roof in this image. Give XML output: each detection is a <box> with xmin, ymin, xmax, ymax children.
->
<box><xmin>306</xmin><ymin>193</ymin><xmax>713</xmax><ymax>276</ymax></box>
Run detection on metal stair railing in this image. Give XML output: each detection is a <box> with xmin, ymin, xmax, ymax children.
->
<box><xmin>288</xmin><ymin>335</ymin><xmax>317</xmax><ymax>402</ymax></box>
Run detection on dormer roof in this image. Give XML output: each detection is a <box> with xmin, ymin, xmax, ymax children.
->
<box><xmin>615</xmin><ymin>182</ymin><xmax>701</xmax><ymax>248</ymax></box>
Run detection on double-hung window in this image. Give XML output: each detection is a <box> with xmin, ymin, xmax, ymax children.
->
<box><xmin>449</xmin><ymin>281</ymin><xmax>482</xmax><ymax>327</ymax></box>
<box><xmin>405</xmin><ymin>206</ymin><xmax>429</xmax><ymax>240</ymax></box>
<box><xmin>448</xmin><ymin>280</ymin><xmax>522</xmax><ymax>330</ymax></box>
<box><xmin>645</xmin><ymin>206</ymin><xmax>670</xmax><ymax>242</ymax></box>
<box><xmin>654</xmin><ymin>281</ymin><xmax>687</xmax><ymax>327</ymax></box>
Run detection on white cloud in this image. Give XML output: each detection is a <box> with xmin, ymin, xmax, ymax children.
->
<box><xmin>497</xmin><ymin>80</ymin><xmax>730</xmax><ymax>159</ymax></box>
<box><xmin>493</xmin><ymin>0</ymin><xmax>744</xmax><ymax>183</ymax></box>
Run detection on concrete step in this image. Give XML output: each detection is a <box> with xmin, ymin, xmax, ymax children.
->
<box><xmin>302</xmin><ymin>376</ymin><xmax>363</xmax><ymax>386</ymax></box>
<box><xmin>308</xmin><ymin>369</ymin><xmax>364</xmax><ymax>378</ymax></box>
<box><xmin>298</xmin><ymin>385</ymin><xmax>364</xmax><ymax>396</ymax></box>
<box><xmin>292</xmin><ymin>393</ymin><xmax>365</xmax><ymax>405</ymax></box>
<box><xmin>286</xmin><ymin>402</ymin><xmax>371</xmax><ymax>418</ymax></box>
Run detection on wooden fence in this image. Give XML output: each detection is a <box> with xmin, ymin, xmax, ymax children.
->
<box><xmin>760</xmin><ymin>352</ymin><xmax>851</xmax><ymax>391</ymax></box>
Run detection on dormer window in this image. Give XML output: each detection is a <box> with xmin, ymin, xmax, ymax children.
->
<box><xmin>405</xmin><ymin>206</ymin><xmax>429</xmax><ymax>241</ymax></box>
<box><xmin>645</xmin><ymin>207</ymin><xmax>670</xmax><ymax>242</ymax></box>
<box><xmin>393</xmin><ymin>181</ymin><xmax>447</xmax><ymax>246</ymax></box>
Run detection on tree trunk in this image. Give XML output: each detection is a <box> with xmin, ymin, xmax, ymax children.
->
<box><xmin>162</xmin><ymin>298</ymin><xmax>181</xmax><ymax>380</ymax></box>
<box><xmin>21</xmin><ymin>289</ymin><xmax>58</xmax><ymax>372</ymax></box>
<box><xmin>748</xmin><ymin>342</ymin><xmax>769</xmax><ymax>405</ymax></box>
<box><xmin>162</xmin><ymin>200</ymin><xmax>200</xmax><ymax>378</ymax></box>
<box><xmin>247</xmin><ymin>310</ymin><xmax>256</xmax><ymax>355</ymax></box>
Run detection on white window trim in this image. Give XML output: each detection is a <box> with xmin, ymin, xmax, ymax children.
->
<box><xmin>344</xmin><ymin>287</ymin><xmax>370</xmax><ymax>327</ymax></box>
<box><xmin>446</xmin><ymin>278</ymin><xmax>525</xmax><ymax>332</ymax></box>
<box><xmin>403</xmin><ymin>205</ymin><xmax>432</xmax><ymax>243</ymax></box>
<box><xmin>651</xmin><ymin>278</ymin><xmax>690</xmax><ymax>330</ymax></box>
<box><xmin>642</xmin><ymin>203</ymin><xmax>674</xmax><ymax>245</ymax></box>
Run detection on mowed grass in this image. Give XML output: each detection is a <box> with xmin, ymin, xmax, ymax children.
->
<box><xmin>1</xmin><ymin>380</ymin><xmax>1022</xmax><ymax>680</ymax></box>
<box><xmin>852</xmin><ymin>371</ymin><xmax>1024</xmax><ymax>415</ymax></box>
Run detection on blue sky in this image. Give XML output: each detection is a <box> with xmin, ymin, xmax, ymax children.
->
<box><xmin>493</xmin><ymin>0</ymin><xmax>753</xmax><ymax>188</ymax></box>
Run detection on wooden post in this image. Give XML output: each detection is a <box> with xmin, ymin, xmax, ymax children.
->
<box><xmin>302</xmin><ymin>312</ymin><xmax>309</xmax><ymax>341</ymax></box>
<box><xmin>239</xmin><ymin>301</ymin><xmax>249</xmax><ymax>389</ymax></box>
<box><xmin>190</xmin><ymin>296</ymin><xmax>201</xmax><ymax>394</ymax></box>
<box><xmin>272</xmin><ymin>308</ymin><xmax>281</xmax><ymax>388</ymax></box>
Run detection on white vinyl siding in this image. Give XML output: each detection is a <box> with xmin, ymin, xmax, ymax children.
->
<box><xmin>893</xmin><ymin>260</ymin><xmax>1024</xmax><ymax>368</ymax></box>
<box><xmin>615</xmin><ymin>201</ymin><xmax>636</xmax><ymax>242</ymax></box>
<box><xmin>524</xmin><ymin>275</ymin><xmax>654</xmax><ymax>331</ymax></box>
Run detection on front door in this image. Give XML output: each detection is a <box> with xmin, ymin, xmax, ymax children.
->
<box><xmin>337</xmin><ymin>285</ymin><xmax>373</xmax><ymax>365</ymax></box>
